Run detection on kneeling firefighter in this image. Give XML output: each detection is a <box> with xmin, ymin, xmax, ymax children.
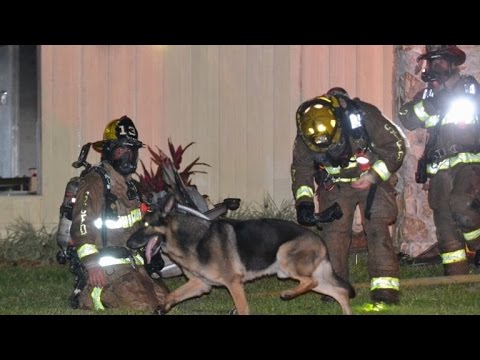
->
<box><xmin>63</xmin><ymin>116</ymin><xmax>168</xmax><ymax>312</ymax></box>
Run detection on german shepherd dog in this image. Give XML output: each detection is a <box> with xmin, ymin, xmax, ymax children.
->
<box><xmin>128</xmin><ymin>195</ymin><xmax>355</xmax><ymax>315</ymax></box>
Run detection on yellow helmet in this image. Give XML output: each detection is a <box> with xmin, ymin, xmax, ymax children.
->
<box><xmin>93</xmin><ymin>115</ymin><xmax>143</xmax><ymax>152</ymax></box>
<box><xmin>296</xmin><ymin>96</ymin><xmax>342</xmax><ymax>153</ymax></box>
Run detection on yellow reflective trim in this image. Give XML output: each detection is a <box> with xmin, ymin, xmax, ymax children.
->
<box><xmin>371</xmin><ymin>160</ymin><xmax>391</xmax><ymax>181</ymax></box>
<box><xmin>413</xmin><ymin>101</ymin><xmax>431</xmax><ymax>122</ymax></box>
<box><xmin>325</xmin><ymin>160</ymin><xmax>357</xmax><ymax>175</ymax></box>
<box><xmin>329</xmin><ymin>96</ymin><xmax>338</xmax><ymax>107</ymax></box>
<box><xmin>324</xmin><ymin>165</ymin><xmax>341</xmax><ymax>174</ymax></box>
<box><xmin>464</xmin><ymin>227</ymin><xmax>480</xmax><ymax>242</ymax></box>
<box><xmin>355</xmin><ymin>302</ymin><xmax>391</xmax><ymax>312</ymax></box>
<box><xmin>411</xmin><ymin>100</ymin><xmax>439</xmax><ymax>127</ymax></box>
<box><xmin>91</xmin><ymin>287</ymin><xmax>105</xmax><ymax>311</ymax></box>
<box><xmin>77</xmin><ymin>243</ymin><xmax>99</xmax><ymax>259</ymax></box>
<box><xmin>440</xmin><ymin>249</ymin><xmax>466</xmax><ymax>264</ymax></box>
<box><xmin>325</xmin><ymin>167</ymin><xmax>339</xmax><ymax>174</ymax></box>
<box><xmin>427</xmin><ymin>152</ymin><xmax>480</xmax><ymax>175</ymax></box>
<box><xmin>94</xmin><ymin>208</ymin><xmax>143</xmax><ymax>230</ymax></box>
<box><xmin>425</xmin><ymin>115</ymin><xmax>440</xmax><ymax>128</ymax></box>
<box><xmin>424</xmin><ymin>112</ymin><xmax>477</xmax><ymax>128</ymax></box>
<box><xmin>98</xmin><ymin>253</ymin><xmax>145</xmax><ymax>267</ymax></box>
<box><xmin>370</xmin><ymin>277</ymin><xmax>400</xmax><ymax>291</ymax></box>
<box><xmin>333</xmin><ymin>177</ymin><xmax>359</xmax><ymax>183</ymax></box>
<box><xmin>295</xmin><ymin>186</ymin><xmax>314</xmax><ymax>200</ymax></box>
<box><xmin>132</xmin><ymin>253</ymin><xmax>145</xmax><ymax>265</ymax></box>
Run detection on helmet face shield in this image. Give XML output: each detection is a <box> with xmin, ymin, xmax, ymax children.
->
<box><xmin>296</xmin><ymin>98</ymin><xmax>341</xmax><ymax>152</ymax></box>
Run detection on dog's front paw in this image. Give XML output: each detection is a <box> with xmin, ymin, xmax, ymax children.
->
<box><xmin>280</xmin><ymin>290</ymin><xmax>294</xmax><ymax>300</ymax></box>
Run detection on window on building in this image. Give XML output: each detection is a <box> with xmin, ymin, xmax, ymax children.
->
<box><xmin>0</xmin><ymin>45</ymin><xmax>39</xmax><ymax>195</ymax></box>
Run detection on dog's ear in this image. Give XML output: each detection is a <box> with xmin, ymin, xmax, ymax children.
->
<box><xmin>164</xmin><ymin>193</ymin><xmax>177</xmax><ymax>214</ymax></box>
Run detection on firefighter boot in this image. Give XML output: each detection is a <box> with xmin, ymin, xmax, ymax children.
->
<box><xmin>371</xmin><ymin>289</ymin><xmax>399</xmax><ymax>305</ymax></box>
<box><xmin>443</xmin><ymin>260</ymin><xmax>469</xmax><ymax>276</ymax></box>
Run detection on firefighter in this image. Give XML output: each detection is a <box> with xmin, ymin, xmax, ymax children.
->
<box><xmin>291</xmin><ymin>88</ymin><xmax>406</xmax><ymax>306</ymax></box>
<box><xmin>70</xmin><ymin>116</ymin><xmax>169</xmax><ymax>312</ymax></box>
<box><xmin>399</xmin><ymin>45</ymin><xmax>480</xmax><ymax>275</ymax></box>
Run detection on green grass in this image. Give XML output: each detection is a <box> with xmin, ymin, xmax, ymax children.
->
<box><xmin>1</xmin><ymin>208</ymin><xmax>478</xmax><ymax>315</ymax></box>
<box><xmin>1</xmin><ymin>254</ymin><xmax>480</xmax><ymax>315</ymax></box>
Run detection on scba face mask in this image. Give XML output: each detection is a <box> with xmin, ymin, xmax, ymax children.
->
<box><xmin>326</xmin><ymin>134</ymin><xmax>352</xmax><ymax>168</ymax></box>
<box><xmin>110</xmin><ymin>142</ymin><xmax>140</xmax><ymax>175</ymax></box>
<box><xmin>427</xmin><ymin>58</ymin><xmax>454</xmax><ymax>83</ymax></box>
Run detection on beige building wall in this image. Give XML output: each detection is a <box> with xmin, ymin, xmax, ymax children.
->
<box><xmin>0</xmin><ymin>45</ymin><xmax>395</xmax><ymax>237</ymax></box>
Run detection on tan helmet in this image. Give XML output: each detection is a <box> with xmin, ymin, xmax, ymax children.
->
<box><xmin>417</xmin><ymin>45</ymin><xmax>466</xmax><ymax>66</ymax></box>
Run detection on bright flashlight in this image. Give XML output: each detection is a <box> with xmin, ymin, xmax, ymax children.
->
<box><xmin>446</xmin><ymin>97</ymin><xmax>476</xmax><ymax>125</ymax></box>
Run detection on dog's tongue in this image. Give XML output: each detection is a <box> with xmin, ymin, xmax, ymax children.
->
<box><xmin>145</xmin><ymin>236</ymin><xmax>159</xmax><ymax>264</ymax></box>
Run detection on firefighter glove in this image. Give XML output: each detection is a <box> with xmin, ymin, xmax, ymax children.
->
<box><xmin>145</xmin><ymin>252</ymin><xmax>165</xmax><ymax>279</ymax></box>
<box><xmin>296</xmin><ymin>201</ymin><xmax>316</xmax><ymax>226</ymax></box>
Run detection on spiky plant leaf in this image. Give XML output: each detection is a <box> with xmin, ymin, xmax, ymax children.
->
<box><xmin>136</xmin><ymin>138</ymin><xmax>210</xmax><ymax>200</ymax></box>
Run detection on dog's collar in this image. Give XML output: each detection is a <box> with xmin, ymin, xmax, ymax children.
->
<box><xmin>177</xmin><ymin>204</ymin><xmax>211</xmax><ymax>221</ymax></box>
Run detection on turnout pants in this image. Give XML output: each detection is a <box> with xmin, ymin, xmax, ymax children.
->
<box><xmin>78</xmin><ymin>265</ymin><xmax>169</xmax><ymax>312</ymax></box>
<box><xmin>318</xmin><ymin>180</ymin><xmax>400</xmax><ymax>303</ymax></box>
<box><xmin>429</xmin><ymin>164</ymin><xmax>480</xmax><ymax>275</ymax></box>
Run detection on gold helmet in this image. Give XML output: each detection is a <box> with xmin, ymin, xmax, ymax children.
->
<box><xmin>296</xmin><ymin>96</ymin><xmax>342</xmax><ymax>153</ymax></box>
<box><xmin>93</xmin><ymin>115</ymin><xmax>143</xmax><ymax>152</ymax></box>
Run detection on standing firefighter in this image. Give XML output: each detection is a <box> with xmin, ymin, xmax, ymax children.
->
<box><xmin>291</xmin><ymin>88</ymin><xmax>406</xmax><ymax>306</ymax></box>
<box><xmin>399</xmin><ymin>45</ymin><xmax>480</xmax><ymax>275</ymax></box>
<box><xmin>70</xmin><ymin>116</ymin><xmax>168</xmax><ymax>312</ymax></box>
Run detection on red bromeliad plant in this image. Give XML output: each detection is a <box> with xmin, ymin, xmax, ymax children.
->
<box><xmin>136</xmin><ymin>138</ymin><xmax>210</xmax><ymax>199</ymax></box>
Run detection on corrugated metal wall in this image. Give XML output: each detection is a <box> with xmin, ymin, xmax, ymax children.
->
<box><xmin>0</xmin><ymin>45</ymin><xmax>394</xmax><ymax>233</ymax></box>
